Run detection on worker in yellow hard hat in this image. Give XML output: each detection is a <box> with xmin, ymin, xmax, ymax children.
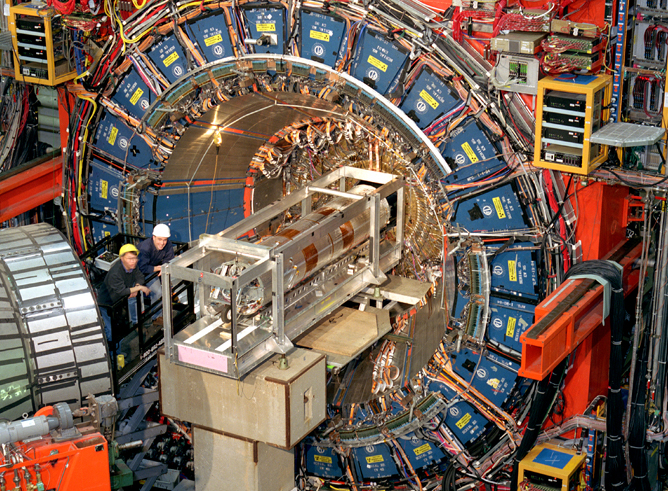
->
<box><xmin>97</xmin><ymin>244</ymin><xmax>151</xmax><ymax>354</ymax></box>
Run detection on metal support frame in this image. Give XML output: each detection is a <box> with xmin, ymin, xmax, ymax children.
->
<box><xmin>271</xmin><ymin>253</ymin><xmax>287</xmax><ymax>349</ymax></box>
<box><xmin>163</xmin><ymin>167</ymin><xmax>405</xmax><ymax>379</ymax></box>
<box><xmin>519</xmin><ymin>240</ymin><xmax>642</xmax><ymax>380</ymax></box>
<box><xmin>369</xmin><ymin>194</ymin><xmax>382</xmax><ymax>282</ymax></box>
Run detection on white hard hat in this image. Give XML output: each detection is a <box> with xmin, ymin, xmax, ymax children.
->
<box><xmin>153</xmin><ymin>223</ymin><xmax>171</xmax><ymax>238</ymax></box>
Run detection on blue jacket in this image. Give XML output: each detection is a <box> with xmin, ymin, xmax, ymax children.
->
<box><xmin>137</xmin><ymin>237</ymin><xmax>175</xmax><ymax>277</ymax></box>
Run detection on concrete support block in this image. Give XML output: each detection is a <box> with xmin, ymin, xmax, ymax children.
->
<box><xmin>193</xmin><ymin>426</ymin><xmax>294</xmax><ymax>491</ymax></box>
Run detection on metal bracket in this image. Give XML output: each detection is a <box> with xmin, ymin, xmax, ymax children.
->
<box><xmin>264</xmin><ymin>334</ymin><xmax>294</xmax><ymax>354</ymax></box>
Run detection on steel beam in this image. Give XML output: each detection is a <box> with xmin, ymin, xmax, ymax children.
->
<box><xmin>0</xmin><ymin>155</ymin><xmax>62</xmax><ymax>222</ymax></box>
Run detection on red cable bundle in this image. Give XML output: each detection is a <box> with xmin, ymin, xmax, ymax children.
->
<box><xmin>452</xmin><ymin>7</ymin><xmax>496</xmax><ymax>41</ymax></box>
<box><xmin>493</xmin><ymin>10</ymin><xmax>552</xmax><ymax>36</ymax></box>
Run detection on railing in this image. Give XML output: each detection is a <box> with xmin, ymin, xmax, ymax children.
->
<box><xmin>80</xmin><ymin>233</ymin><xmax>194</xmax><ymax>392</ymax></box>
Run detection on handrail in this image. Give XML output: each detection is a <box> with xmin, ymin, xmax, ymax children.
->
<box><xmin>86</xmin><ymin>232</ymin><xmax>193</xmax><ymax>392</ymax></box>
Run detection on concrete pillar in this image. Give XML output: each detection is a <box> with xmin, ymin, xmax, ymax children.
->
<box><xmin>193</xmin><ymin>426</ymin><xmax>294</xmax><ymax>491</ymax></box>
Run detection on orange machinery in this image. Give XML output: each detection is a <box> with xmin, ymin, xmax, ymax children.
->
<box><xmin>518</xmin><ymin>237</ymin><xmax>642</xmax><ymax>419</ymax></box>
<box><xmin>0</xmin><ymin>432</ymin><xmax>111</xmax><ymax>491</ymax></box>
<box><xmin>0</xmin><ymin>400</ymin><xmax>112</xmax><ymax>491</ymax></box>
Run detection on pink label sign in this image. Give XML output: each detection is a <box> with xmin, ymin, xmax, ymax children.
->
<box><xmin>177</xmin><ymin>345</ymin><xmax>228</xmax><ymax>373</ymax></box>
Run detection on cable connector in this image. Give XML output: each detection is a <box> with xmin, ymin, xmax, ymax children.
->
<box><xmin>244</xmin><ymin>33</ymin><xmax>278</xmax><ymax>47</ymax></box>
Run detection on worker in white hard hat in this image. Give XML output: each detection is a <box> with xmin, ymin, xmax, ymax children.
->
<box><xmin>97</xmin><ymin>244</ymin><xmax>151</xmax><ymax>353</ymax></box>
<box><xmin>137</xmin><ymin>223</ymin><xmax>175</xmax><ymax>309</ymax></box>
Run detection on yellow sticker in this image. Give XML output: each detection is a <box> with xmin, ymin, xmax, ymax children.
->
<box><xmin>461</xmin><ymin>142</ymin><xmax>479</xmax><ymax>163</ymax></box>
<box><xmin>104</xmin><ymin>231</ymin><xmax>111</xmax><ymax>237</ymax></box>
<box><xmin>129</xmin><ymin>88</ymin><xmax>143</xmax><ymax>106</ymax></box>
<box><xmin>414</xmin><ymin>443</ymin><xmax>431</xmax><ymax>456</ymax></box>
<box><xmin>419</xmin><ymin>90</ymin><xmax>439</xmax><ymax>110</ymax></box>
<box><xmin>310</xmin><ymin>30</ymin><xmax>330</xmax><ymax>42</ymax></box>
<box><xmin>456</xmin><ymin>413</ymin><xmax>472</xmax><ymax>429</ymax></box>
<box><xmin>100</xmin><ymin>180</ymin><xmax>108</xmax><ymax>200</ymax></box>
<box><xmin>366</xmin><ymin>455</ymin><xmax>384</xmax><ymax>464</ymax></box>
<box><xmin>314</xmin><ymin>455</ymin><xmax>332</xmax><ymax>464</ymax></box>
<box><xmin>367</xmin><ymin>55</ymin><xmax>388</xmax><ymax>72</ymax></box>
<box><xmin>108</xmin><ymin>126</ymin><xmax>118</xmax><ymax>146</ymax></box>
<box><xmin>507</xmin><ymin>316</ymin><xmax>516</xmax><ymax>337</ymax></box>
<box><xmin>492</xmin><ymin>197</ymin><xmax>506</xmax><ymax>219</ymax></box>
<box><xmin>204</xmin><ymin>34</ymin><xmax>222</xmax><ymax>46</ymax></box>
<box><xmin>163</xmin><ymin>52</ymin><xmax>179</xmax><ymax>67</ymax></box>
<box><xmin>487</xmin><ymin>378</ymin><xmax>500</xmax><ymax>389</ymax></box>
<box><xmin>257</xmin><ymin>23</ymin><xmax>276</xmax><ymax>32</ymax></box>
<box><xmin>508</xmin><ymin>260</ymin><xmax>517</xmax><ymax>282</ymax></box>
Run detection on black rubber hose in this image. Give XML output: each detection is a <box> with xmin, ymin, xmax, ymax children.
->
<box><xmin>510</xmin><ymin>357</ymin><xmax>569</xmax><ymax>491</ymax></box>
<box><xmin>628</xmin><ymin>334</ymin><xmax>651</xmax><ymax>491</ymax></box>
<box><xmin>563</xmin><ymin>260</ymin><xmax>626</xmax><ymax>491</ymax></box>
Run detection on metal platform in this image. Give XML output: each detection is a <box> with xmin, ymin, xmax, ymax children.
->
<box><xmin>360</xmin><ymin>274</ymin><xmax>434</xmax><ymax>305</ymax></box>
<box><xmin>590</xmin><ymin>122</ymin><xmax>665</xmax><ymax>147</ymax></box>
<box><xmin>295</xmin><ymin>306</ymin><xmax>393</xmax><ymax>368</ymax></box>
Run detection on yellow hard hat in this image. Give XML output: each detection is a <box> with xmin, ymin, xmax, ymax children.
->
<box><xmin>119</xmin><ymin>244</ymin><xmax>139</xmax><ymax>256</ymax></box>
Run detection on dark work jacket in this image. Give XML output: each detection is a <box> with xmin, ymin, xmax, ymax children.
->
<box><xmin>137</xmin><ymin>237</ymin><xmax>175</xmax><ymax>277</ymax></box>
<box><xmin>97</xmin><ymin>260</ymin><xmax>145</xmax><ymax>305</ymax></box>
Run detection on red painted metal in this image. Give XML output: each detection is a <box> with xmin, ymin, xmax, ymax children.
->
<box><xmin>622</xmin><ymin>195</ymin><xmax>645</xmax><ymax>226</ymax></box>
<box><xmin>572</xmin><ymin>182</ymin><xmax>629</xmax><ymax>262</ymax></box>
<box><xmin>519</xmin><ymin>239</ymin><xmax>642</xmax><ymax>381</ymax></box>
<box><xmin>560</xmin><ymin>321</ymin><xmax>610</xmax><ymax>426</ymax></box>
<box><xmin>0</xmin><ymin>430</ymin><xmax>110</xmax><ymax>491</ymax></box>
<box><xmin>420</xmin><ymin>0</ymin><xmax>450</xmax><ymax>11</ymax></box>
<box><xmin>57</xmin><ymin>87</ymin><xmax>73</xmax><ymax>153</ymax></box>
<box><xmin>0</xmin><ymin>155</ymin><xmax>63</xmax><ymax>223</ymax></box>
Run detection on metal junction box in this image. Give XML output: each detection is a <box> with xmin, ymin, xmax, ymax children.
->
<box><xmin>159</xmin><ymin>349</ymin><xmax>326</xmax><ymax>449</ymax></box>
<box><xmin>491</xmin><ymin>32</ymin><xmax>547</xmax><ymax>54</ymax></box>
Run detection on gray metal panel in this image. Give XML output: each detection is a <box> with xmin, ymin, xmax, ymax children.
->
<box><xmin>0</xmin><ymin>224</ymin><xmax>113</xmax><ymax>415</ymax></box>
<box><xmin>590</xmin><ymin>122</ymin><xmax>666</xmax><ymax>147</ymax></box>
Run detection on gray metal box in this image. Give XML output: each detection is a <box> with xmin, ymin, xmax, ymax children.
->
<box><xmin>493</xmin><ymin>54</ymin><xmax>542</xmax><ymax>95</ymax></box>
<box><xmin>491</xmin><ymin>32</ymin><xmax>547</xmax><ymax>54</ymax></box>
<box><xmin>159</xmin><ymin>348</ymin><xmax>326</xmax><ymax>449</ymax></box>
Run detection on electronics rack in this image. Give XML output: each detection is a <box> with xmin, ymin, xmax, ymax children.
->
<box><xmin>534</xmin><ymin>74</ymin><xmax>612</xmax><ymax>175</ymax></box>
<box><xmin>9</xmin><ymin>3</ymin><xmax>76</xmax><ymax>85</ymax></box>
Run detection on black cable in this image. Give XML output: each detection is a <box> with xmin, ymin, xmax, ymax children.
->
<box><xmin>510</xmin><ymin>357</ymin><xmax>569</xmax><ymax>491</ymax></box>
<box><xmin>603</xmin><ymin>166</ymin><xmax>668</xmax><ymax>189</ymax></box>
<box><xmin>537</xmin><ymin>177</ymin><xmax>576</xmax><ymax>293</ymax></box>
<box><xmin>628</xmin><ymin>333</ymin><xmax>651</xmax><ymax>491</ymax></box>
<box><xmin>563</xmin><ymin>260</ymin><xmax>626</xmax><ymax>491</ymax></box>
<box><xmin>441</xmin><ymin>459</ymin><xmax>457</xmax><ymax>491</ymax></box>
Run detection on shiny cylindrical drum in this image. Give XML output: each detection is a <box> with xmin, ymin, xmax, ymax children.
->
<box><xmin>0</xmin><ymin>224</ymin><xmax>112</xmax><ymax>420</ymax></box>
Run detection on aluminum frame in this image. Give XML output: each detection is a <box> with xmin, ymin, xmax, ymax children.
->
<box><xmin>163</xmin><ymin>167</ymin><xmax>405</xmax><ymax>379</ymax></box>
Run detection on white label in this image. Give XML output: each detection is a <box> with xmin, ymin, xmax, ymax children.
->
<box><xmin>22</xmin><ymin>419</ymin><xmax>36</xmax><ymax>428</ymax></box>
